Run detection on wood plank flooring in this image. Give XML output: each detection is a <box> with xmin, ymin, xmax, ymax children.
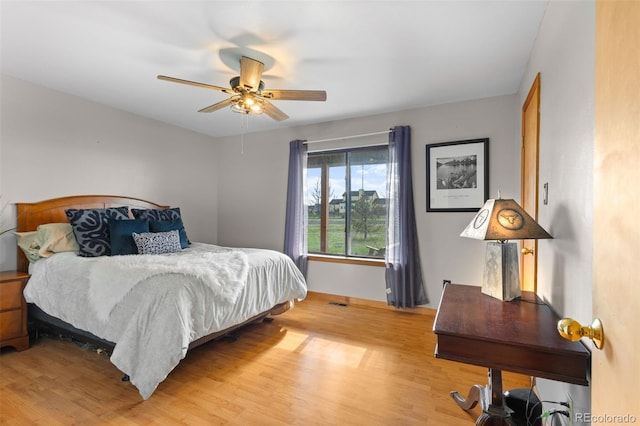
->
<box><xmin>0</xmin><ymin>293</ymin><xmax>529</xmax><ymax>425</ymax></box>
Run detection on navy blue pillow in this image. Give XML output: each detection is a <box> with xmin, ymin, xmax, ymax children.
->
<box><xmin>65</xmin><ymin>207</ymin><xmax>129</xmax><ymax>257</ymax></box>
<box><xmin>133</xmin><ymin>207</ymin><xmax>191</xmax><ymax>246</ymax></box>
<box><xmin>109</xmin><ymin>219</ymin><xmax>150</xmax><ymax>255</ymax></box>
<box><xmin>149</xmin><ymin>219</ymin><xmax>189</xmax><ymax>249</ymax></box>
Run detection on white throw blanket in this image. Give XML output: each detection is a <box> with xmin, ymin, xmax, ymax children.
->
<box><xmin>88</xmin><ymin>250</ymin><xmax>249</xmax><ymax>323</ymax></box>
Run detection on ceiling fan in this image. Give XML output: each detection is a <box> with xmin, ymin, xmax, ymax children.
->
<box><xmin>157</xmin><ymin>56</ymin><xmax>327</xmax><ymax>121</ymax></box>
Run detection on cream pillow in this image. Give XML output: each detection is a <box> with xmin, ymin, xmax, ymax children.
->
<box><xmin>15</xmin><ymin>231</ymin><xmax>42</xmax><ymax>263</ymax></box>
<box><xmin>15</xmin><ymin>223</ymin><xmax>79</xmax><ymax>263</ymax></box>
<box><xmin>37</xmin><ymin>223</ymin><xmax>79</xmax><ymax>257</ymax></box>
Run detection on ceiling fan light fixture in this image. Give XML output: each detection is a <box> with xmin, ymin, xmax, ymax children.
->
<box><xmin>230</xmin><ymin>95</ymin><xmax>264</xmax><ymax>115</ymax></box>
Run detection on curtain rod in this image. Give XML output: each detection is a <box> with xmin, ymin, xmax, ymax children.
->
<box><xmin>303</xmin><ymin>129</ymin><xmax>392</xmax><ymax>145</ymax></box>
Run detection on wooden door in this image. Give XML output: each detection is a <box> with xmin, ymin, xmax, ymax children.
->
<box><xmin>593</xmin><ymin>0</ymin><xmax>640</xmax><ymax>418</ymax></box>
<box><xmin>521</xmin><ymin>73</ymin><xmax>541</xmax><ymax>292</ymax></box>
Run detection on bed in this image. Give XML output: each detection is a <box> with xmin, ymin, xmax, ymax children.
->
<box><xmin>15</xmin><ymin>195</ymin><xmax>307</xmax><ymax>399</ymax></box>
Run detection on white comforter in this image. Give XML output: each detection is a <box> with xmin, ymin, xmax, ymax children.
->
<box><xmin>24</xmin><ymin>243</ymin><xmax>307</xmax><ymax>399</ymax></box>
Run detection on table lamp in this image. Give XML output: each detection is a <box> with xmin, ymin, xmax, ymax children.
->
<box><xmin>460</xmin><ymin>198</ymin><xmax>552</xmax><ymax>301</ymax></box>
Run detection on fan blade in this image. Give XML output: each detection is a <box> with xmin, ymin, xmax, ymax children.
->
<box><xmin>262</xmin><ymin>101</ymin><xmax>289</xmax><ymax>121</ymax></box>
<box><xmin>158</xmin><ymin>75</ymin><xmax>233</xmax><ymax>94</ymax></box>
<box><xmin>239</xmin><ymin>56</ymin><xmax>264</xmax><ymax>91</ymax></box>
<box><xmin>261</xmin><ymin>89</ymin><xmax>327</xmax><ymax>101</ymax></box>
<box><xmin>198</xmin><ymin>97</ymin><xmax>234</xmax><ymax>113</ymax></box>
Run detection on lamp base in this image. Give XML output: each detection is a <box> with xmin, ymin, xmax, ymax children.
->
<box><xmin>482</xmin><ymin>242</ymin><xmax>521</xmax><ymax>301</ymax></box>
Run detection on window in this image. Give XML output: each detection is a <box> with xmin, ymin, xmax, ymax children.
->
<box><xmin>306</xmin><ymin>146</ymin><xmax>388</xmax><ymax>259</ymax></box>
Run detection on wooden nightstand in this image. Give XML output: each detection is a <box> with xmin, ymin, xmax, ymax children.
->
<box><xmin>0</xmin><ymin>271</ymin><xmax>30</xmax><ymax>351</ymax></box>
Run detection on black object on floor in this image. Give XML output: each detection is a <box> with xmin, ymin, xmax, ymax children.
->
<box><xmin>504</xmin><ymin>388</ymin><xmax>542</xmax><ymax>426</ymax></box>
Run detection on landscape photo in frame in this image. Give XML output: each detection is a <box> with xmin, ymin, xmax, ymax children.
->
<box><xmin>426</xmin><ymin>138</ymin><xmax>489</xmax><ymax>212</ymax></box>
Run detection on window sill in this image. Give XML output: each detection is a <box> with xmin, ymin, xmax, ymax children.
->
<box><xmin>308</xmin><ymin>254</ymin><xmax>386</xmax><ymax>267</ymax></box>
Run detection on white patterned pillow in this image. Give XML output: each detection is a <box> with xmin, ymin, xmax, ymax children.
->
<box><xmin>132</xmin><ymin>230</ymin><xmax>182</xmax><ymax>255</ymax></box>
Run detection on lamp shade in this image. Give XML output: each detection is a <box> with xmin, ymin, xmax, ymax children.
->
<box><xmin>460</xmin><ymin>198</ymin><xmax>552</xmax><ymax>241</ymax></box>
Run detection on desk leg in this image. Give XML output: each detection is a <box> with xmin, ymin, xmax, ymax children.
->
<box><xmin>451</xmin><ymin>385</ymin><xmax>485</xmax><ymax>410</ymax></box>
<box><xmin>450</xmin><ymin>368</ymin><xmax>516</xmax><ymax>426</ymax></box>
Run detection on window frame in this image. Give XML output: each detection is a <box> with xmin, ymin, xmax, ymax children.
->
<box><xmin>306</xmin><ymin>145</ymin><xmax>388</xmax><ymax>262</ymax></box>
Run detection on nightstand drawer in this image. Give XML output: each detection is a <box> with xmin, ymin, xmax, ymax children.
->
<box><xmin>0</xmin><ymin>279</ymin><xmax>24</xmax><ymax>310</ymax></box>
<box><xmin>0</xmin><ymin>310</ymin><xmax>23</xmax><ymax>339</ymax></box>
<box><xmin>0</xmin><ymin>271</ymin><xmax>30</xmax><ymax>351</ymax></box>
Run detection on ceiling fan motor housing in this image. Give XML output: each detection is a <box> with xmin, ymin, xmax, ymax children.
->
<box><xmin>230</xmin><ymin>76</ymin><xmax>264</xmax><ymax>92</ymax></box>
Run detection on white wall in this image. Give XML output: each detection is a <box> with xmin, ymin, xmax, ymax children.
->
<box><xmin>216</xmin><ymin>94</ymin><xmax>520</xmax><ymax>308</ymax></box>
<box><xmin>0</xmin><ymin>75</ymin><xmax>219</xmax><ymax>270</ymax></box>
<box><xmin>517</xmin><ymin>0</ymin><xmax>595</xmax><ymax>417</ymax></box>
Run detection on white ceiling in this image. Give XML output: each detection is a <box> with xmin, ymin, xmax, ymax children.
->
<box><xmin>1</xmin><ymin>1</ymin><xmax>547</xmax><ymax>138</ymax></box>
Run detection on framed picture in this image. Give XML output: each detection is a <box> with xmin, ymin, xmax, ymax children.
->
<box><xmin>426</xmin><ymin>138</ymin><xmax>489</xmax><ymax>212</ymax></box>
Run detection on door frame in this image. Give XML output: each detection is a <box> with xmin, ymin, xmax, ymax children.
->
<box><xmin>520</xmin><ymin>73</ymin><xmax>541</xmax><ymax>293</ymax></box>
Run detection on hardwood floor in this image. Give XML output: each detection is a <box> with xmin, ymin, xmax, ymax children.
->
<box><xmin>0</xmin><ymin>293</ymin><xmax>529</xmax><ymax>425</ymax></box>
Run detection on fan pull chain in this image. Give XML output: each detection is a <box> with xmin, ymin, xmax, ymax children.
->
<box><xmin>239</xmin><ymin>113</ymin><xmax>250</xmax><ymax>154</ymax></box>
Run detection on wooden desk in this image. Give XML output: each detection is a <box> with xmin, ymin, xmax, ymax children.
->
<box><xmin>433</xmin><ymin>283</ymin><xmax>590</xmax><ymax>425</ymax></box>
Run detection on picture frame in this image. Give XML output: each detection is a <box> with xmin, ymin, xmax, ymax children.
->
<box><xmin>426</xmin><ymin>138</ymin><xmax>489</xmax><ymax>212</ymax></box>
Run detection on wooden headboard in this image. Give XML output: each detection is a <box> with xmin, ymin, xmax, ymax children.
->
<box><xmin>16</xmin><ymin>195</ymin><xmax>169</xmax><ymax>273</ymax></box>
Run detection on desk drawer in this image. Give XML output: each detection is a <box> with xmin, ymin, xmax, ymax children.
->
<box><xmin>0</xmin><ymin>310</ymin><xmax>23</xmax><ymax>339</ymax></box>
<box><xmin>0</xmin><ymin>280</ymin><xmax>23</xmax><ymax>310</ymax></box>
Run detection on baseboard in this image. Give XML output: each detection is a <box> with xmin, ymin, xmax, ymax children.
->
<box><xmin>305</xmin><ymin>291</ymin><xmax>435</xmax><ymax>316</ymax></box>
